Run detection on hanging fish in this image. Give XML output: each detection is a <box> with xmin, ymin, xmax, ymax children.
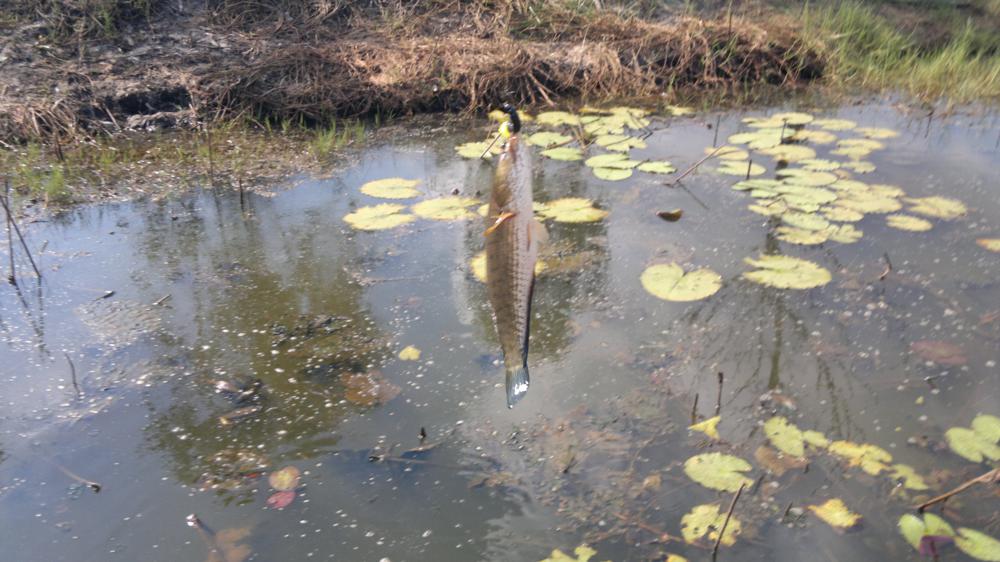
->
<box><xmin>485</xmin><ymin>103</ymin><xmax>548</xmax><ymax>408</ymax></box>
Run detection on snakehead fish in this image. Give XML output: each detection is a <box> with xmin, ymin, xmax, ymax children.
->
<box><xmin>485</xmin><ymin>104</ymin><xmax>547</xmax><ymax>408</ymax></box>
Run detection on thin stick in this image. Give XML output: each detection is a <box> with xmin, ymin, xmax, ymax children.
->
<box><xmin>50</xmin><ymin>460</ymin><xmax>101</xmax><ymax>492</ymax></box>
<box><xmin>0</xmin><ymin>182</ymin><xmax>42</xmax><ymax>280</ymax></box>
<box><xmin>668</xmin><ymin>146</ymin><xmax>723</xmax><ymax>186</ymax></box>
<box><xmin>690</xmin><ymin>392</ymin><xmax>699</xmax><ymax>424</ymax></box>
<box><xmin>879</xmin><ymin>252</ymin><xmax>892</xmax><ymax>281</ymax></box>
<box><xmin>713</xmin><ymin>483</ymin><xmax>745</xmax><ymax>560</ymax></box>
<box><xmin>65</xmin><ymin>352</ymin><xmax>81</xmax><ymax>399</ymax></box>
<box><xmin>915</xmin><ymin>467</ymin><xmax>999</xmax><ymax>512</ymax></box>
<box><xmin>153</xmin><ymin>294</ymin><xmax>171</xmax><ymax>306</ymax></box>
<box><xmin>479</xmin><ymin>134</ymin><xmax>502</xmax><ymax>159</ymax></box>
<box><xmin>5</xmin><ymin>181</ymin><xmax>14</xmax><ymax>285</ymax></box>
<box><xmin>745</xmin><ymin>158</ymin><xmax>753</xmax><ymax>180</ymax></box>
<box><xmin>238</xmin><ymin>177</ymin><xmax>245</xmax><ymax>213</ymax></box>
<box><xmin>611</xmin><ymin>512</ymin><xmax>687</xmax><ymax>545</ymax></box>
<box><xmin>715</xmin><ymin>372</ymin><xmax>724</xmax><ymax>415</ymax></box>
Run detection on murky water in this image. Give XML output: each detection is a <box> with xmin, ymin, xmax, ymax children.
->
<box><xmin>1</xmin><ymin>102</ymin><xmax>999</xmax><ymax>562</ymax></box>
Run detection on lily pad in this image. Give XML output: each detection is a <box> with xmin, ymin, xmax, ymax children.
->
<box><xmin>945</xmin><ymin>427</ymin><xmax>1000</xmax><ymax>463</ymax></box>
<box><xmin>728</xmin><ymin>128</ymin><xmax>788</xmax><ymax>149</ymax></box>
<box><xmin>764</xmin><ymin>416</ymin><xmax>805</xmax><ymax>457</ymax></box>
<box><xmin>527</xmin><ymin>131</ymin><xmax>573</xmax><ymax>148</ymax></box>
<box><xmin>801</xmin><ymin>158</ymin><xmax>841</xmax><ymax>171</ymax></box>
<box><xmin>888</xmin><ymin>464</ymin><xmax>929</xmax><ymax>490</ymax></box>
<box><xmin>689</xmin><ymin>416</ymin><xmax>721</xmax><ymax>440</ymax></box>
<box><xmin>605</xmin><ymin>137</ymin><xmax>647</xmax><ymax>152</ymax></box>
<box><xmin>540</xmin><ymin>544</ymin><xmax>608</xmax><ymax>562</ymax></box>
<box><xmin>956</xmin><ymin>528</ymin><xmax>1000</xmax><ymax>561</ymax></box>
<box><xmin>803</xmin><ymin>430</ymin><xmax>831</xmax><ymax>448</ymax></box>
<box><xmin>398</xmin><ymin>345</ymin><xmax>421</xmax><ymax>361</ymax></box>
<box><xmin>360</xmin><ymin>178</ymin><xmax>420</xmax><ymax>199</ymax></box>
<box><xmin>828</xmin><ymin>440</ymin><xmax>892</xmax><ymax>475</ymax></box>
<box><xmin>732</xmin><ymin>178</ymin><xmax>780</xmax><ymax>191</ymax></box>
<box><xmin>718</xmin><ymin>161</ymin><xmax>765</xmax><ymax>176</ymax></box>
<box><xmin>640</xmin><ymin>263</ymin><xmax>722</xmax><ymax>302</ymax></box>
<box><xmin>809</xmin><ymin>498</ymin><xmax>861</xmax><ymax>529</ymax></box>
<box><xmin>269</xmin><ymin>466</ymin><xmax>300</xmax><ymax>491</ymax></box>
<box><xmin>344</xmin><ymin>204</ymin><xmax>415</xmax><ymax>231</ymax></box>
<box><xmin>759</xmin><ymin>144</ymin><xmax>817</xmax><ymax>162</ymax></box>
<box><xmin>792</xmin><ymin>130</ymin><xmax>839</xmax><ymax>144</ymax></box>
<box><xmin>822</xmin><ymin>205</ymin><xmax>864</xmax><ymax>223</ymax></box>
<box><xmin>772</xmin><ymin>112</ymin><xmax>814</xmax><ymax>125</ymax></box>
<box><xmin>748</xmin><ymin>200</ymin><xmax>788</xmax><ymax>217</ymax></box>
<box><xmin>826</xmin><ymin>224</ymin><xmax>863</xmax><ymax>244</ymax></box>
<box><xmin>976</xmin><ymin>238</ymin><xmax>1000</xmax><ymax>252</ymax></box>
<box><xmin>537</xmin><ymin>198</ymin><xmax>608</xmax><ymax>223</ymax></box>
<box><xmin>683</xmin><ymin>452</ymin><xmax>753</xmax><ymax>492</ymax></box>
<box><xmin>594</xmin><ymin>134</ymin><xmax>629</xmax><ymax>147</ymax></box>
<box><xmin>412</xmin><ymin>197</ymin><xmax>479</xmax><ymax>220</ymax></box>
<box><xmin>743</xmin><ymin>116</ymin><xmax>786</xmax><ymax>128</ymax></box>
<box><xmin>856</xmin><ymin>127</ymin><xmax>899</xmax><ymax>139</ymax></box>
<box><xmin>837</xmin><ymin>138</ymin><xmax>884</xmax><ymax>151</ymax></box>
<box><xmin>456</xmin><ymin>140</ymin><xmax>502</xmax><ymax>159</ymax></box>
<box><xmin>535</xmin><ymin>111</ymin><xmax>581</xmax><ymax>127</ymax></box>
<box><xmin>777</xmin><ymin>226</ymin><xmax>829</xmax><ymax>245</ymax></box>
<box><xmin>541</xmin><ymin>147</ymin><xmax>584</xmax><ymax>161</ymax></box>
<box><xmin>812</xmin><ymin>118</ymin><xmax>856</xmax><ymax>131</ymax></box>
<box><xmin>841</xmin><ymin>160</ymin><xmax>876</xmax><ymax>173</ymax></box>
<box><xmin>681</xmin><ymin>504</ymin><xmax>742</xmax><ymax>547</ymax></box>
<box><xmin>906</xmin><ymin>196</ymin><xmax>967</xmax><ymax>220</ymax></box>
<box><xmin>776</xmin><ymin>168</ymin><xmax>837</xmax><ymax>186</ymax></box>
<box><xmin>886</xmin><ymin>214</ymin><xmax>932</xmax><ymax>232</ymax></box>
<box><xmin>899</xmin><ymin>513</ymin><xmax>955</xmax><ymax>551</ymax></box>
<box><xmin>667</xmin><ymin>105</ymin><xmax>695</xmax><ymax>116</ymax></box>
<box><xmin>837</xmin><ymin>192</ymin><xmax>902</xmax><ymax>214</ymax></box>
<box><xmin>972</xmin><ymin>414</ymin><xmax>1000</xmax><ymax>443</ymax></box>
<box><xmin>783</xmin><ymin>211</ymin><xmax>830</xmax><ymax>231</ymax></box>
<box><xmin>743</xmin><ymin>255</ymin><xmax>831</xmax><ymax>289</ymax></box>
<box><xmin>709</xmin><ymin>146</ymin><xmax>750</xmax><ymax>160</ymax></box>
<box><xmin>638</xmin><ymin>161</ymin><xmax>677</xmax><ymax>174</ymax></box>
<box><xmin>584</xmin><ymin>153</ymin><xmax>634</xmax><ymax>168</ymax></box>
<box><xmin>830</xmin><ymin>146</ymin><xmax>874</xmax><ymax>159</ymax></box>
<box><xmin>593</xmin><ymin>167</ymin><xmax>633</xmax><ymax>181</ymax></box>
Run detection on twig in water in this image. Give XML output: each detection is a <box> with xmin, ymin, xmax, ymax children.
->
<box><xmin>690</xmin><ymin>392</ymin><xmax>699</xmax><ymax>424</ymax></box>
<box><xmin>65</xmin><ymin>352</ymin><xmax>81</xmax><ymax>399</ymax></box>
<box><xmin>5</xmin><ymin>182</ymin><xmax>14</xmax><ymax>285</ymax></box>
<box><xmin>238</xmin><ymin>177</ymin><xmax>246</xmax><ymax>213</ymax></box>
<box><xmin>479</xmin><ymin>133</ymin><xmax>502</xmax><ymax>159</ymax></box>
<box><xmin>879</xmin><ymin>252</ymin><xmax>892</xmax><ymax>281</ymax></box>
<box><xmin>668</xmin><ymin>146</ymin><xmax>723</xmax><ymax>186</ymax></box>
<box><xmin>612</xmin><ymin>512</ymin><xmax>687</xmax><ymax>545</ymax></box>
<box><xmin>153</xmin><ymin>294</ymin><xmax>171</xmax><ymax>306</ymax></box>
<box><xmin>0</xmin><ymin>181</ymin><xmax>42</xmax><ymax>281</ymax></box>
<box><xmin>51</xmin><ymin>460</ymin><xmax>101</xmax><ymax>492</ymax></box>
<box><xmin>916</xmin><ymin>467</ymin><xmax>999</xmax><ymax>512</ymax></box>
<box><xmin>715</xmin><ymin>372</ymin><xmax>724</xmax><ymax>415</ymax></box>
<box><xmin>713</xmin><ymin>482</ymin><xmax>745</xmax><ymax>560</ymax></box>
<box><xmin>745</xmin><ymin>158</ymin><xmax>753</xmax><ymax>180</ymax></box>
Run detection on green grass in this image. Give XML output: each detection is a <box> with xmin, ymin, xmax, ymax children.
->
<box><xmin>309</xmin><ymin>120</ymin><xmax>366</xmax><ymax>158</ymax></box>
<box><xmin>802</xmin><ymin>1</ymin><xmax>1000</xmax><ymax>103</ymax></box>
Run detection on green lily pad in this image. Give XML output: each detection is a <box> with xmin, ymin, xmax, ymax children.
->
<box><xmin>812</xmin><ymin>118</ymin><xmax>856</xmax><ymax>131</ymax></box>
<box><xmin>710</xmin><ymin>146</ymin><xmax>750</xmax><ymax>160</ymax></box>
<box><xmin>888</xmin><ymin>464</ymin><xmax>929</xmax><ymax>490</ymax></box>
<box><xmin>886</xmin><ymin>214</ymin><xmax>933</xmax><ymax>232</ymax></box>
<box><xmin>822</xmin><ymin>205</ymin><xmax>865</xmax><ymax>222</ymax></box>
<box><xmin>584</xmin><ymin>153</ymin><xmax>632</xmax><ymax>168</ymax></box>
<box><xmin>728</xmin><ymin>128</ymin><xmax>788</xmax><ymax>149</ymax></box>
<box><xmin>718</xmin><ymin>161</ymin><xmax>765</xmax><ymax>176</ymax></box>
<box><xmin>792</xmin><ymin>130</ymin><xmax>839</xmax><ymax>144</ymax></box>
<box><xmin>541</xmin><ymin>147</ymin><xmax>584</xmax><ymax>161</ymax></box>
<box><xmin>759</xmin><ymin>144</ymin><xmax>817</xmax><ymax>162</ymax></box>
<box><xmin>748</xmin><ymin>200</ymin><xmax>788</xmax><ymax>217</ymax></box>
<box><xmin>972</xmin><ymin>414</ymin><xmax>1000</xmax><ymax>443</ymax></box>
<box><xmin>456</xmin><ymin>140</ymin><xmax>501</xmax><ymax>159</ymax></box>
<box><xmin>801</xmin><ymin>158</ymin><xmax>841</xmax><ymax>171</ymax></box>
<box><xmin>539</xmin><ymin>544</ymin><xmax>607</xmax><ymax>562</ymax></box>
<box><xmin>743</xmin><ymin>255</ymin><xmax>831</xmax><ymax>290</ymax></box>
<box><xmin>344</xmin><ymin>204</ymin><xmax>415</xmax><ymax>231</ymax></box>
<box><xmin>527</xmin><ymin>131</ymin><xmax>573</xmax><ymax>148</ymax></box>
<box><xmin>640</xmin><ymin>263</ymin><xmax>722</xmax><ymax>302</ymax></box>
<box><xmin>906</xmin><ymin>196</ymin><xmax>967</xmax><ymax>220</ymax></box>
<box><xmin>776</xmin><ymin>184</ymin><xmax>838</xmax><ymax>204</ymax></box>
<box><xmin>772</xmin><ymin>111</ymin><xmax>814</xmax><ymax>125</ymax></box>
<box><xmin>681</xmin><ymin>504</ymin><xmax>742</xmax><ymax>547</ymax></box>
<box><xmin>838</xmin><ymin>192</ymin><xmax>902</xmax><ymax>214</ymax></box>
<box><xmin>411</xmin><ymin>197</ymin><xmax>479</xmax><ymax>220</ymax></box>
<box><xmin>956</xmin><ymin>528</ymin><xmax>1000</xmax><ymax>561</ymax></box>
<box><xmin>535</xmin><ymin>111</ymin><xmax>581</xmax><ymax>127</ymax></box>
<box><xmin>803</xmin><ymin>430</ymin><xmax>830</xmax><ymax>448</ymax></box>
<box><xmin>783</xmin><ymin>211</ymin><xmax>830</xmax><ymax>231</ymax></box>
<box><xmin>593</xmin><ymin>167</ymin><xmax>633</xmax><ymax>181</ymax></box>
<box><xmin>856</xmin><ymin>127</ymin><xmax>899</xmax><ymax>139</ymax></box>
<box><xmin>777</xmin><ymin>226</ymin><xmax>829</xmax><ymax>245</ymax></box>
<box><xmin>360</xmin><ymin>178</ymin><xmax>421</xmax><ymax>199</ymax></box>
<box><xmin>899</xmin><ymin>513</ymin><xmax>955</xmax><ymax>551</ymax></box>
<box><xmin>538</xmin><ymin>198</ymin><xmax>608</xmax><ymax>223</ymax></box>
<box><xmin>826</xmin><ymin>224</ymin><xmax>863</xmax><ymax>243</ymax></box>
<box><xmin>945</xmin><ymin>427</ymin><xmax>1000</xmax><ymax>463</ymax></box>
<box><xmin>776</xmin><ymin>168</ymin><xmax>837</xmax><ymax>186</ymax></box>
<box><xmin>638</xmin><ymin>161</ymin><xmax>677</xmax><ymax>174</ymax></box>
<box><xmin>683</xmin><ymin>453</ymin><xmax>753</xmax><ymax>492</ymax></box>
<box><xmin>764</xmin><ymin>416</ymin><xmax>805</xmax><ymax>457</ymax></box>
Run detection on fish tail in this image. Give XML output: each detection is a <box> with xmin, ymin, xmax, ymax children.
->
<box><xmin>505</xmin><ymin>365</ymin><xmax>529</xmax><ymax>408</ymax></box>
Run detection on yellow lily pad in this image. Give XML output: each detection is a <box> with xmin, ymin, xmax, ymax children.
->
<box><xmin>718</xmin><ymin>161</ymin><xmax>765</xmax><ymax>176</ymax></box>
<box><xmin>743</xmin><ymin>255</ymin><xmax>831</xmax><ymax>290</ymax></box>
<box><xmin>689</xmin><ymin>416</ymin><xmax>721</xmax><ymax>440</ymax></box>
<box><xmin>783</xmin><ymin>211</ymin><xmax>830</xmax><ymax>231</ymax></box>
<box><xmin>743</xmin><ymin>116</ymin><xmax>786</xmax><ymax>128</ymax></box>
<box><xmin>808</xmin><ymin>498</ymin><xmax>861</xmax><ymax>529</ymax></box>
<box><xmin>709</xmin><ymin>146</ymin><xmax>750</xmax><ymax>160</ymax></box>
<box><xmin>776</xmin><ymin>168</ymin><xmax>837</xmax><ymax>186</ymax></box>
<box><xmin>886</xmin><ymin>214</ymin><xmax>932</xmax><ymax>232</ymax></box>
<box><xmin>765</xmin><ymin>416</ymin><xmax>805</xmax><ymax>457</ymax></box>
<box><xmin>527</xmin><ymin>131</ymin><xmax>573</xmax><ymax>148</ymax></box>
<box><xmin>541</xmin><ymin>147</ymin><xmax>584</xmax><ymax>161</ymax></box>
<box><xmin>344</xmin><ymin>204</ymin><xmax>415</xmax><ymax>231</ymax></box>
<box><xmin>777</xmin><ymin>226</ymin><xmax>829</xmax><ymax>245</ymax></box>
<box><xmin>812</xmin><ymin>118</ymin><xmax>856</xmax><ymax>131</ymax></box>
<box><xmin>956</xmin><ymin>528</ymin><xmax>1000</xmax><ymax>561</ymax></box>
<box><xmin>412</xmin><ymin>197</ymin><xmax>479</xmax><ymax>220</ymax></box>
<box><xmin>398</xmin><ymin>345</ymin><xmax>421</xmax><ymax>361</ymax></box>
<box><xmin>268</xmin><ymin>466</ymin><xmax>300</xmax><ymax>491</ymax></box>
<box><xmin>683</xmin><ymin>452</ymin><xmax>753</xmax><ymax>492</ymax></box>
<box><xmin>748</xmin><ymin>200</ymin><xmax>788</xmax><ymax>217</ymax></box>
<box><xmin>759</xmin><ymin>144</ymin><xmax>817</xmax><ymax>162</ymax></box>
<box><xmin>456</xmin><ymin>140</ymin><xmax>502</xmax><ymax>159</ymax></box>
<box><xmin>821</xmin><ymin>205</ymin><xmax>864</xmax><ymax>223</ymax></box>
<box><xmin>840</xmin><ymin>161</ymin><xmax>876</xmax><ymax>174</ymax></box>
<box><xmin>535</xmin><ymin>111</ymin><xmax>581</xmax><ymax>127</ymax></box>
<box><xmin>945</xmin><ymin>427</ymin><xmax>1000</xmax><ymax>463</ymax></box>
<box><xmin>537</xmin><ymin>198</ymin><xmax>608</xmax><ymax>223</ymax></box>
<box><xmin>906</xmin><ymin>196</ymin><xmax>967</xmax><ymax>220</ymax></box>
<box><xmin>837</xmin><ymin>192</ymin><xmax>902</xmax><ymax>214</ymax></box>
<box><xmin>728</xmin><ymin>128</ymin><xmax>788</xmax><ymax>149</ymax></box>
<box><xmin>584</xmin><ymin>153</ymin><xmax>635</xmax><ymax>168</ymax></box>
<box><xmin>803</xmin><ymin>430</ymin><xmax>831</xmax><ymax>449</ymax></box>
<box><xmin>360</xmin><ymin>178</ymin><xmax>421</xmax><ymax>199</ymax></box>
<box><xmin>826</xmin><ymin>224</ymin><xmax>863</xmax><ymax>243</ymax></box>
<box><xmin>773</xmin><ymin>111</ymin><xmax>814</xmax><ymax>125</ymax></box>
<box><xmin>838</xmin><ymin>138</ymin><xmax>884</xmax><ymax>151</ymax></box>
<box><xmin>972</xmin><ymin>414</ymin><xmax>1000</xmax><ymax>442</ymax></box>
<box><xmin>681</xmin><ymin>503</ymin><xmax>742</xmax><ymax>546</ymax></box>
<box><xmin>638</xmin><ymin>161</ymin><xmax>677</xmax><ymax>174</ymax></box>
<box><xmin>828</xmin><ymin>440</ymin><xmax>892</xmax><ymax>475</ymax></box>
<box><xmin>888</xmin><ymin>464</ymin><xmax>928</xmax><ymax>490</ymax></box>
<box><xmin>593</xmin><ymin>167</ymin><xmax>633</xmax><ymax>181</ymax></box>
<box><xmin>640</xmin><ymin>263</ymin><xmax>722</xmax><ymax>302</ymax></box>
<box><xmin>539</xmin><ymin>544</ymin><xmax>608</xmax><ymax>562</ymax></box>
<box><xmin>792</xmin><ymin>129</ymin><xmax>839</xmax><ymax>144</ymax></box>
<box><xmin>856</xmin><ymin>127</ymin><xmax>899</xmax><ymax>139</ymax></box>
<box><xmin>976</xmin><ymin>238</ymin><xmax>1000</xmax><ymax>252</ymax></box>
<box><xmin>667</xmin><ymin>105</ymin><xmax>695</xmax><ymax>116</ymax></box>
<box><xmin>801</xmin><ymin>158</ymin><xmax>841</xmax><ymax>171</ymax></box>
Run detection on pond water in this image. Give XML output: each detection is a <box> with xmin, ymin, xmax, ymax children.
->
<box><xmin>1</xmin><ymin>101</ymin><xmax>999</xmax><ymax>562</ymax></box>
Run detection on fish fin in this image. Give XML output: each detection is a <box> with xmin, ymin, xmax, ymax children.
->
<box><xmin>530</xmin><ymin>218</ymin><xmax>549</xmax><ymax>247</ymax></box>
<box><xmin>485</xmin><ymin>212</ymin><xmax>516</xmax><ymax>236</ymax></box>
<box><xmin>505</xmin><ymin>366</ymin><xmax>529</xmax><ymax>408</ymax></box>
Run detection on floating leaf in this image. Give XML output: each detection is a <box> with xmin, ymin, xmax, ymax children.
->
<box><xmin>641</xmin><ymin>263</ymin><xmax>722</xmax><ymax>302</ymax></box>
<box><xmin>765</xmin><ymin>416</ymin><xmax>805</xmax><ymax>457</ymax></box>
<box><xmin>813</xmin><ymin>118</ymin><xmax>856</xmax><ymax>131</ymax></box>
<box><xmin>605</xmin><ymin>137</ymin><xmax>647</xmax><ymax>152</ymax></box>
<box><xmin>972</xmin><ymin>414</ymin><xmax>1000</xmax><ymax>443</ymax></box>
<box><xmin>541</xmin><ymin>147</ymin><xmax>584</xmax><ymax>161</ymax></box>
<box><xmin>856</xmin><ymin>127</ymin><xmax>899</xmax><ymax>139</ymax></box>
<box><xmin>591</xmin><ymin>167</ymin><xmax>631</xmax><ymax>181</ymax></box>
<box><xmin>681</xmin><ymin>504</ymin><xmax>742</xmax><ymax>546</ymax></box>
<box><xmin>831</xmin><ymin>146</ymin><xmax>873</xmax><ymax>159</ymax></box>
<box><xmin>665</xmin><ymin>555</ymin><xmax>689</xmax><ymax>562</ymax></box>
<box><xmin>945</xmin><ymin>427</ymin><xmax>1000</xmax><ymax>463</ymax></box>
<box><xmin>535</xmin><ymin>111</ymin><xmax>581</xmax><ymax>127</ymax></box>
<box><xmin>269</xmin><ymin>466</ymin><xmax>300</xmax><ymax>491</ymax></box>
<box><xmin>360</xmin><ymin>178</ymin><xmax>420</xmax><ymax>199</ymax></box>
<box><xmin>838</xmin><ymin>138</ymin><xmax>884</xmax><ymax>151</ymax></box>
<box><xmin>709</xmin><ymin>146</ymin><xmax>750</xmax><ymax>160</ymax></box>
<box><xmin>527</xmin><ymin>132</ymin><xmax>573</xmax><ymax>148</ymax></box>
<box><xmin>267</xmin><ymin>490</ymin><xmax>296</xmax><ymax>509</ymax></box>
<box><xmin>841</xmin><ymin>161</ymin><xmax>876</xmax><ymax>174</ymax></box>
<box><xmin>411</xmin><ymin>197</ymin><xmax>479</xmax><ymax>220</ymax></box>
<box><xmin>976</xmin><ymin>238</ymin><xmax>1000</xmax><ymax>252</ymax></box>
<box><xmin>748</xmin><ymin>200</ymin><xmax>788</xmax><ymax>217</ymax></box>
<box><xmin>888</xmin><ymin>464</ymin><xmax>928</xmax><ymax>490</ymax></box>
<box><xmin>783</xmin><ymin>211</ymin><xmax>830</xmax><ymax>231</ymax></box>
<box><xmin>718</xmin><ymin>161</ymin><xmax>765</xmax><ymax>176</ymax></box>
<box><xmin>398</xmin><ymin>345</ymin><xmax>421</xmax><ymax>361</ymax></box>
<box><xmin>594</xmin><ymin>134</ymin><xmax>629</xmax><ymax>147</ymax></box>
<box><xmin>537</xmin><ymin>198</ymin><xmax>608</xmax><ymax>223</ymax></box>
<box><xmin>911</xmin><ymin>340</ymin><xmax>966</xmax><ymax>366</ymax></box>
<box><xmin>732</xmin><ymin>178</ymin><xmax>781</xmax><ymax>191</ymax></box>
<box><xmin>809</xmin><ymin>499</ymin><xmax>860</xmax><ymax>529</ymax></box>
<box><xmin>456</xmin><ymin>140</ymin><xmax>501</xmax><ymax>159</ymax></box>
<box><xmin>683</xmin><ymin>452</ymin><xmax>753</xmax><ymax>492</ymax></box>
<box><xmin>776</xmin><ymin>168</ymin><xmax>837</xmax><ymax>186</ymax></box>
<box><xmin>638</xmin><ymin>161</ymin><xmax>677</xmax><ymax>174</ymax></box>
<box><xmin>831</xmin><ymin>179</ymin><xmax>869</xmax><ymax>193</ymax></box>
<box><xmin>743</xmin><ymin>255</ymin><xmax>831</xmax><ymax>290</ymax></box>
<box><xmin>755</xmin><ymin>445</ymin><xmax>808</xmax><ymax>476</ymax></box>
<box><xmin>759</xmin><ymin>144</ymin><xmax>817</xmax><ymax>162</ymax></box>
<box><xmin>906</xmin><ymin>196</ymin><xmax>967</xmax><ymax>220</ymax></box>
<box><xmin>792</xmin><ymin>130</ymin><xmax>839</xmax><ymax>144</ymax></box>
<box><xmin>826</xmin><ymin>224</ymin><xmax>863</xmax><ymax>244</ymax></box>
<box><xmin>777</xmin><ymin>226</ymin><xmax>829</xmax><ymax>245</ymax></box>
<box><xmin>803</xmin><ymin>430</ymin><xmax>831</xmax><ymax>449</ymax></box>
<box><xmin>743</xmin><ymin>116</ymin><xmax>786</xmax><ymax>128</ymax></box>
<box><xmin>539</xmin><ymin>544</ymin><xmax>608</xmax><ymax>562</ymax></box>
<box><xmin>689</xmin><ymin>416</ymin><xmax>721</xmax><ymax>440</ymax></box>
<box><xmin>956</xmin><ymin>528</ymin><xmax>1000</xmax><ymax>561</ymax></box>
<box><xmin>584</xmin><ymin>153</ymin><xmax>631</xmax><ymax>168</ymax></box>
<box><xmin>886</xmin><ymin>214</ymin><xmax>933</xmax><ymax>232</ymax></box>
<box><xmin>802</xmin><ymin>158</ymin><xmax>841</xmax><ymax>171</ymax></box>
<box><xmin>344</xmin><ymin>204</ymin><xmax>415</xmax><ymax>231</ymax></box>
<box><xmin>728</xmin><ymin>128</ymin><xmax>788</xmax><ymax>149</ymax></box>
<box><xmin>773</xmin><ymin>111</ymin><xmax>814</xmax><ymax>125</ymax></box>
<box><xmin>341</xmin><ymin>370</ymin><xmax>401</xmax><ymax>407</ymax></box>
<box><xmin>822</xmin><ymin>205</ymin><xmax>864</xmax><ymax>223</ymax></box>
<box><xmin>899</xmin><ymin>513</ymin><xmax>955</xmax><ymax>551</ymax></box>
<box><xmin>837</xmin><ymin>192</ymin><xmax>902</xmax><ymax>214</ymax></box>
<box><xmin>828</xmin><ymin>441</ymin><xmax>892</xmax><ymax>475</ymax></box>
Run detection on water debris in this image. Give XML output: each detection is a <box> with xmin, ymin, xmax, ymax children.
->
<box><xmin>539</xmin><ymin>544</ymin><xmax>607</xmax><ymax>562</ymax></box>
<box><xmin>340</xmin><ymin>371</ymin><xmax>401</xmax><ymax>407</ymax></box>
<box><xmin>742</xmin><ymin>255</ymin><xmax>832</xmax><ymax>290</ymax></box>
<box><xmin>886</xmin><ymin>214</ymin><xmax>933</xmax><ymax>232</ymax></box>
<box><xmin>343</xmin><ymin>204</ymin><xmax>415</xmax><ymax>231</ymax></box>
<box><xmin>754</xmin><ymin>445</ymin><xmax>808</xmax><ymax>476</ymax></box>
<box><xmin>266</xmin><ymin>490</ymin><xmax>296</xmax><ymax>510</ymax></box>
<box><xmin>976</xmin><ymin>238</ymin><xmax>1000</xmax><ymax>252</ymax></box>
<box><xmin>218</xmin><ymin>405</ymin><xmax>263</xmax><ymax>426</ymax></box>
<box><xmin>808</xmin><ymin>498</ymin><xmax>861</xmax><ymax>530</ymax></box>
<box><xmin>683</xmin><ymin>452</ymin><xmax>753</xmax><ymax>492</ymax></box>
<box><xmin>905</xmin><ymin>196</ymin><xmax>967</xmax><ymax>220</ymax></box>
<box><xmin>910</xmin><ymin>340</ymin><xmax>966</xmax><ymax>366</ymax></box>
<box><xmin>657</xmin><ymin>209</ymin><xmax>683</xmax><ymax>222</ymax></box>
<box><xmin>640</xmin><ymin>263</ymin><xmax>722</xmax><ymax>302</ymax></box>
<box><xmin>185</xmin><ymin>514</ymin><xmax>251</xmax><ymax>562</ymax></box>
<box><xmin>268</xmin><ymin>466</ymin><xmax>300</xmax><ymax>491</ymax></box>
<box><xmin>360</xmin><ymin>178</ymin><xmax>421</xmax><ymax>199</ymax></box>
<box><xmin>411</xmin><ymin>197</ymin><xmax>479</xmax><ymax>220</ymax></box>
<box><xmin>681</xmin><ymin>503</ymin><xmax>742</xmax><ymax>547</ymax></box>
<box><xmin>689</xmin><ymin>416</ymin><xmax>720</xmax><ymax>440</ymax></box>
<box><xmin>398</xmin><ymin>345</ymin><xmax>421</xmax><ymax>361</ymax></box>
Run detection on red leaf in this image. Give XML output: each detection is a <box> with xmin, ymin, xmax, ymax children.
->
<box><xmin>918</xmin><ymin>535</ymin><xmax>953</xmax><ymax>556</ymax></box>
<box><xmin>266</xmin><ymin>491</ymin><xmax>296</xmax><ymax>509</ymax></box>
<box><xmin>910</xmin><ymin>341</ymin><xmax>966</xmax><ymax>366</ymax></box>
